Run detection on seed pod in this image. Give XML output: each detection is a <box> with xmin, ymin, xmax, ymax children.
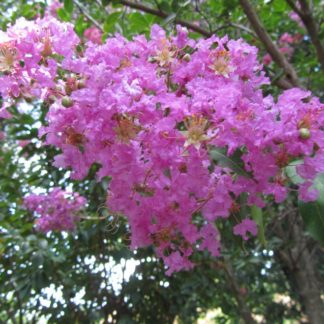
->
<box><xmin>61</xmin><ymin>96</ymin><xmax>73</xmax><ymax>108</ymax></box>
<box><xmin>77</xmin><ymin>80</ymin><xmax>86</xmax><ymax>89</ymax></box>
<box><xmin>299</xmin><ymin>128</ymin><xmax>311</xmax><ymax>139</ymax></box>
<box><xmin>148</xmin><ymin>56</ymin><xmax>156</xmax><ymax>63</ymax></box>
<box><xmin>47</xmin><ymin>94</ymin><xmax>56</xmax><ymax>104</ymax></box>
<box><xmin>183</xmin><ymin>53</ymin><xmax>191</xmax><ymax>62</ymax></box>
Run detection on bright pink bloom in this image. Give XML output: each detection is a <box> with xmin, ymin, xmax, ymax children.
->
<box><xmin>289</xmin><ymin>11</ymin><xmax>304</xmax><ymax>28</ymax></box>
<box><xmin>18</xmin><ymin>140</ymin><xmax>30</xmax><ymax>148</ymax></box>
<box><xmin>24</xmin><ymin>188</ymin><xmax>86</xmax><ymax>232</ymax></box>
<box><xmin>45</xmin><ymin>0</ymin><xmax>63</xmax><ymax>17</ymax></box>
<box><xmin>84</xmin><ymin>26</ymin><xmax>103</xmax><ymax>44</ymax></box>
<box><xmin>1</xmin><ymin>20</ymin><xmax>323</xmax><ymax>274</ymax></box>
<box><xmin>262</xmin><ymin>53</ymin><xmax>272</xmax><ymax>65</ymax></box>
<box><xmin>233</xmin><ymin>219</ymin><xmax>257</xmax><ymax>240</ymax></box>
<box><xmin>279</xmin><ymin>32</ymin><xmax>295</xmax><ymax>44</ymax></box>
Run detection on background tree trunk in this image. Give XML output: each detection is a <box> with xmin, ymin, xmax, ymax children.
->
<box><xmin>274</xmin><ymin>210</ymin><xmax>324</xmax><ymax>324</ymax></box>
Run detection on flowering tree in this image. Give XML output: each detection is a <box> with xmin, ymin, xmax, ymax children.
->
<box><xmin>0</xmin><ymin>0</ymin><xmax>323</xmax><ymax>323</ymax></box>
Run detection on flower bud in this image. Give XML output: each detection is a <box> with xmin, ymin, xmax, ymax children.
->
<box><xmin>55</xmin><ymin>85</ymin><xmax>62</xmax><ymax>92</ymax></box>
<box><xmin>299</xmin><ymin>128</ymin><xmax>311</xmax><ymax>139</ymax></box>
<box><xmin>61</xmin><ymin>96</ymin><xmax>73</xmax><ymax>108</ymax></box>
<box><xmin>77</xmin><ymin>80</ymin><xmax>86</xmax><ymax>89</ymax></box>
<box><xmin>47</xmin><ymin>94</ymin><xmax>56</xmax><ymax>104</ymax></box>
<box><xmin>148</xmin><ymin>56</ymin><xmax>157</xmax><ymax>63</ymax></box>
<box><xmin>183</xmin><ymin>53</ymin><xmax>191</xmax><ymax>62</ymax></box>
<box><xmin>65</xmin><ymin>77</ymin><xmax>77</xmax><ymax>95</ymax></box>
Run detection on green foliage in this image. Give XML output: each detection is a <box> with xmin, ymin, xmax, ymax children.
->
<box><xmin>251</xmin><ymin>205</ymin><xmax>266</xmax><ymax>247</ymax></box>
<box><xmin>64</xmin><ymin>0</ymin><xmax>74</xmax><ymax>14</ymax></box>
<box><xmin>299</xmin><ymin>174</ymin><xmax>324</xmax><ymax>245</ymax></box>
<box><xmin>104</xmin><ymin>12</ymin><xmax>122</xmax><ymax>33</ymax></box>
<box><xmin>57</xmin><ymin>7</ymin><xmax>71</xmax><ymax>22</ymax></box>
<box><xmin>210</xmin><ymin>147</ymin><xmax>252</xmax><ymax>178</ymax></box>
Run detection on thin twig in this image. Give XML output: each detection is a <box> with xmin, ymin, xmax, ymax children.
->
<box><xmin>73</xmin><ymin>0</ymin><xmax>104</xmax><ymax>31</ymax></box>
<box><xmin>285</xmin><ymin>0</ymin><xmax>303</xmax><ymax>16</ymax></box>
<box><xmin>239</xmin><ymin>0</ymin><xmax>301</xmax><ymax>88</ymax></box>
<box><xmin>194</xmin><ymin>0</ymin><xmax>213</xmax><ymax>33</ymax></box>
<box><xmin>286</xmin><ymin>0</ymin><xmax>324</xmax><ymax>77</ymax></box>
<box><xmin>213</xmin><ymin>22</ymin><xmax>256</xmax><ymax>37</ymax></box>
<box><xmin>223</xmin><ymin>258</ymin><xmax>257</xmax><ymax>324</ymax></box>
<box><xmin>118</xmin><ymin>0</ymin><xmax>211</xmax><ymax>37</ymax></box>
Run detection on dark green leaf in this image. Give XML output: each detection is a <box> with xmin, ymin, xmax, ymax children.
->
<box><xmin>251</xmin><ymin>205</ymin><xmax>266</xmax><ymax>246</ymax></box>
<box><xmin>163</xmin><ymin>13</ymin><xmax>176</xmax><ymax>26</ymax></box>
<box><xmin>103</xmin><ymin>12</ymin><xmax>121</xmax><ymax>33</ymax></box>
<box><xmin>299</xmin><ymin>174</ymin><xmax>324</xmax><ymax>245</ymax></box>
<box><xmin>57</xmin><ymin>8</ymin><xmax>70</xmax><ymax>22</ymax></box>
<box><xmin>64</xmin><ymin>0</ymin><xmax>74</xmax><ymax>14</ymax></box>
<box><xmin>209</xmin><ymin>147</ymin><xmax>251</xmax><ymax>178</ymax></box>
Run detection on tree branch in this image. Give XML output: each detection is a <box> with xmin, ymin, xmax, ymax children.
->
<box><xmin>239</xmin><ymin>0</ymin><xmax>301</xmax><ymax>88</ymax></box>
<box><xmin>223</xmin><ymin>258</ymin><xmax>257</xmax><ymax>324</ymax></box>
<box><xmin>285</xmin><ymin>0</ymin><xmax>303</xmax><ymax>16</ymax></box>
<box><xmin>103</xmin><ymin>0</ymin><xmax>298</xmax><ymax>89</ymax></box>
<box><xmin>287</xmin><ymin>0</ymin><xmax>324</xmax><ymax>77</ymax></box>
<box><xmin>274</xmin><ymin>205</ymin><xmax>324</xmax><ymax>324</ymax></box>
<box><xmin>118</xmin><ymin>0</ymin><xmax>211</xmax><ymax>37</ymax></box>
<box><xmin>194</xmin><ymin>0</ymin><xmax>213</xmax><ymax>33</ymax></box>
<box><xmin>273</xmin><ymin>77</ymin><xmax>294</xmax><ymax>89</ymax></box>
<box><xmin>213</xmin><ymin>22</ymin><xmax>256</xmax><ymax>37</ymax></box>
<box><xmin>73</xmin><ymin>0</ymin><xmax>104</xmax><ymax>31</ymax></box>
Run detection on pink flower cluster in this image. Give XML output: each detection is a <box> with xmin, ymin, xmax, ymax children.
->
<box><xmin>24</xmin><ymin>188</ymin><xmax>86</xmax><ymax>232</ymax></box>
<box><xmin>84</xmin><ymin>26</ymin><xmax>103</xmax><ymax>44</ymax></box>
<box><xmin>1</xmin><ymin>18</ymin><xmax>324</xmax><ymax>274</ymax></box>
<box><xmin>289</xmin><ymin>11</ymin><xmax>304</xmax><ymax>29</ymax></box>
<box><xmin>263</xmin><ymin>32</ymin><xmax>302</xmax><ymax>66</ymax></box>
<box><xmin>45</xmin><ymin>0</ymin><xmax>63</xmax><ymax>18</ymax></box>
<box><xmin>0</xmin><ymin>16</ymin><xmax>78</xmax><ymax>116</ymax></box>
<box><xmin>233</xmin><ymin>219</ymin><xmax>257</xmax><ymax>241</ymax></box>
<box><xmin>263</xmin><ymin>10</ymin><xmax>304</xmax><ymax>66</ymax></box>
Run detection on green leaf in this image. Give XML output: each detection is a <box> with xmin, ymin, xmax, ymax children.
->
<box><xmin>118</xmin><ymin>315</ymin><xmax>136</xmax><ymax>324</ymax></box>
<box><xmin>285</xmin><ymin>160</ymin><xmax>303</xmax><ymax>184</ymax></box>
<box><xmin>162</xmin><ymin>13</ymin><xmax>176</xmax><ymax>26</ymax></box>
<box><xmin>57</xmin><ymin>8</ymin><xmax>70</xmax><ymax>22</ymax></box>
<box><xmin>102</xmin><ymin>0</ymin><xmax>112</xmax><ymax>5</ymax></box>
<box><xmin>75</xmin><ymin>16</ymin><xmax>88</xmax><ymax>36</ymax></box>
<box><xmin>299</xmin><ymin>174</ymin><xmax>324</xmax><ymax>245</ymax></box>
<box><xmin>129</xmin><ymin>12</ymin><xmax>148</xmax><ymax>32</ymax></box>
<box><xmin>171</xmin><ymin>0</ymin><xmax>180</xmax><ymax>12</ymax></box>
<box><xmin>159</xmin><ymin>1</ymin><xmax>172</xmax><ymax>13</ymax></box>
<box><xmin>251</xmin><ymin>205</ymin><xmax>266</xmax><ymax>247</ymax></box>
<box><xmin>104</xmin><ymin>12</ymin><xmax>121</xmax><ymax>33</ymax></box>
<box><xmin>179</xmin><ymin>0</ymin><xmax>191</xmax><ymax>8</ymax></box>
<box><xmin>38</xmin><ymin>239</ymin><xmax>48</xmax><ymax>250</ymax></box>
<box><xmin>64</xmin><ymin>0</ymin><xmax>74</xmax><ymax>14</ymax></box>
<box><xmin>31</xmin><ymin>252</ymin><xmax>44</xmax><ymax>267</ymax></box>
<box><xmin>209</xmin><ymin>147</ymin><xmax>252</xmax><ymax>178</ymax></box>
<box><xmin>21</xmin><ymin>4</ymin><xmax>37</xmax><ymax>19</ymax></box>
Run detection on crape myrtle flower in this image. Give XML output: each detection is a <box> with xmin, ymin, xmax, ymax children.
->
<box><xmin>1</xmin><ymin>18</ymin><xmax>324</xmax><ymax>274</ymax></box>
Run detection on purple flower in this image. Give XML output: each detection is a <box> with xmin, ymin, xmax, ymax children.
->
<box><xmin>233</xmin><ymin>219</ymin><xmax>258</xmax><ymax>241</ymax></box>
<box><xmin>24</xmin><ymin>188</ymin><xmax>86</xmax><ymax>232</ymax></box>
<box><xmin>1</xmin><ymin>19</ymin><xmax>323</xmax><ymax>274</ymax></box>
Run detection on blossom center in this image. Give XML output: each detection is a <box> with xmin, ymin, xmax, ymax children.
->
<box><xmin>113</xmin><ymin>114</ymin><xmax>141</xmax><ymax>143</ymax></box>
<box><xmin>182</xmin><ymin>115</ymin><xmax>210</xmax><ymax>149</ymax></box>
<box><xmin>209</xmin><ymin>49</ymin><xmax>235</xmax><ymax>77</ymax></box>
<box><xmin>0</xmin><ymin>43</ymin><xmax>17</xmax><ymax>72</ymax></box>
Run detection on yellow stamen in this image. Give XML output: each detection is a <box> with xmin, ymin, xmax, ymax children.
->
<box><xmin>0</xmin><ymin>43</ymin><xmax>17</xmax><ymax>72</ymax></box>
<box><xmin>209</xmin><ymin>49</ymin><xmax>235</xmax><ymax>77</ymax></box>
<box><xmin>114</xmin><ymin>115</ymin><xmax>141</xmax><ymax>143</ymax></box>
<box><xmin>182</xmin><ymin>115</ymin><xmax>210</xmax><ymax>149</ymax></box>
